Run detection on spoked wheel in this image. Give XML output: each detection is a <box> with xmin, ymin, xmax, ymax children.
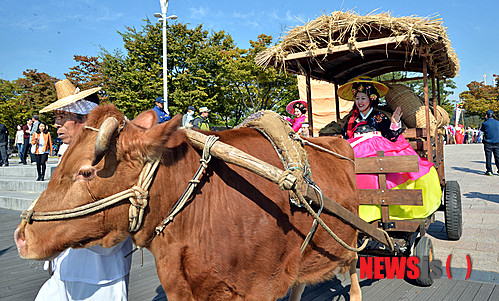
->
<box><xmin>413</xmin><ymin>236</ymin><xmax>434</xmax><ymax>286</ymax></box>
<box><xmin>444</xmin><ymin>181</ymin><xmax>462</xmax><ymax>240</ymax></box>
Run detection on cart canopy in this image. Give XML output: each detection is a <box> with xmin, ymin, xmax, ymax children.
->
<box><xmin>256</xmin><ymin>11</ymin><xmax>459</xmax><ymax>83</ymax></box>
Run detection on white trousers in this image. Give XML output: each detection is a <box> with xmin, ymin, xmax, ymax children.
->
<box><xmin>35</xmin><ymin>274</ymin><xmax>129</xmax><ymax>301</ymax></box>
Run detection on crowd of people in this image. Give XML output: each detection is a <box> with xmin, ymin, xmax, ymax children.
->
<box><xmin>443</xmin><ymin>124</ymin><xmax>483</xmax><ymax>145</ymax></box>
<box><xmin>1</xmin><ymin>115</ymin><xmax>54</xmax><ymax>181</ymax></box>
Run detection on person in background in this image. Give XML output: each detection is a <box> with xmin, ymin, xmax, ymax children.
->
<box><xmin>29</xmin><ymin>115</ymin><xmax>40</xmax><ymax>164</ymax></box>
<box><xmin>455</xmin><ymin>124</ymin><xmax>464</xmax><ymax>144</ymax></box>
<box><xmin>480</xmin><ymin>110</ymin><xmax>499</xmax><ymax>176</ymax></box>
<box><xmin>31</xmin><ymin>122</ymin><xmax>53</xmax><ymax>181</ymax></box>
<box><xmin>182</xmin><ymin>105</ymin><xmax>196</xmax><ymax>127</ymax></box>
<box><xmin>466</xmin><ymin>127</ymin><xmax>473</xmax><ymax>144</ymax></box>
<box><xmin>0</xmin><ymin>122</ymin><xmax>9</xmax><ymax>167</ymax></box>
<box><xmin>15</xmin><ymin>124</ymin><xmax>24</xmax><ymax>162</ymax></box>
<box><xmin>30</xmin><ymin>78</ymin><xmax>133</xmax><ymax>300</ymax></box>
<box><xmin>21</xmin><ymin>119</ymin><xmax>32</xmax><ymax>165</ymax></box>
<box><xmin>192</xmin><ymin>107</ymin><xmax>211</xmax><ymax>130</ymax></box>
<box><xmin>152</xmin><ymin>97</ymin><xmax>170</xmax><ymax>123</ymax></box>
<box><xmin>285</xmin><ymin>100</ymin><xmax>308</xmax><ymax>134</ymax></box>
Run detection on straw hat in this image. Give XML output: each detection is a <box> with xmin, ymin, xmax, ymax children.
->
<box><xmin>337</xmin><ymin>76</ymin><xmax>389</xmax><ymax>101</ymax></box>
<box><xmin>40</xmin><ymin>79</ymin><xmax>101</xmax><ymax>113</ymax></box>
<box><xmin>286</xmin><ymin>100</ymin><xmax>307</xmax><ymax>114</ymax></box>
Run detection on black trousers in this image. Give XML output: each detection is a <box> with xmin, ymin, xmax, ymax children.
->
<box><xmin>21</xmin><ymin>137</ymin><xmax>30</xmax><ymax>164</ymax></box>
<box><xmin>35</xmin><ymin>153</ymin><xmax>48</xmax><ymax>178</ymax></box>
<box><xmin>484</xmin><ymin>142</ymin><xmax>499</xmax><ymax>173</ymax></box>
<box><xmin>0</xmin><ymin>142</ymin><xmax>8</xmax><ymax>165</ymax></box>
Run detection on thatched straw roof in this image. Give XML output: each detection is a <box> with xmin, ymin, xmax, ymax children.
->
<box><xmin>255</xmin><ymin>11</ymin><xmax>459</xmax><ymax>83</ymax></box>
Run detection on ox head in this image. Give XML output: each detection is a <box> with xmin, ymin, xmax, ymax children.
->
<box><xmin>15</xmin><ymin>104</ymin><xmax>182</xmax><ymax>260</ymax></box>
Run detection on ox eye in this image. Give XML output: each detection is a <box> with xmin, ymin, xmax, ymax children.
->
<box><xmin>75</xmin><ymin>165</ymin><xmax>97</xmax><ymax>181</ymax></box>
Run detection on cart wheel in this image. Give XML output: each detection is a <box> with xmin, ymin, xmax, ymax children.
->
<box><xmin>444</xmin><ymin>180</ymin><xmax>462</xmax><ymax>240</ymax></box>
<box><xmin>413</xmin><ymin>236</ymin><xmax>434</xmax><ymax>286</ymax></box>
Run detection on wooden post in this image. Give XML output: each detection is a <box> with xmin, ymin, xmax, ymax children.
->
<box><xmin>437</xmin><ymin>78</ymin><xmax>441</xmax><ymax>106</ymax></box>
<box><xmin>377</xmin><ymin>151</ymin><xmax>390</xmax><ymax>227</ymax></box>
<box><xmin>436</xmin><ymin>78</ymin><xmax>445</xmax><ymax>185</ymax></box>
<box><xmin>431</xmin><ymin>75</ymin><xmax>438</xmax><ymax>166</ymax></box>
<box><xmin>334</xmin><ymin>82</ymin><xmax>341</xmax><ymax>122</ymax></box>
<box><xmin>423</xmin><ymin>58</ymin><xmax>433</xmax><ymax>161</ymax></box>
<box><xmin>306</xmin><ymin>71</ymin><xmax>314</xmax><ymax>137</ymax></box>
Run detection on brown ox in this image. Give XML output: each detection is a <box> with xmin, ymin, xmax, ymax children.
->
<box><xmin>15</xmin><ymin>104</ymin><xmax>361</xmax><ymax>301</ymax></box>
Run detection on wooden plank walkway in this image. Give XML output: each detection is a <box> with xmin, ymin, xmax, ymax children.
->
<box><xmin>2</xmin><ymin>209</ymin><xmax>498</xmax><ymax>300</ymax></box>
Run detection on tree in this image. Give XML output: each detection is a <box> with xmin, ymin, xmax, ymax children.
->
<box><xmin>99</xmin><ymin>20</ymin><xmax>298</xmax><ymax>125</ymax></box>
<box><xmin>459</xmin><ymin>80</ymin><xmax>499</xmax><ymax>118</ymax></box>
<box><xmin>217</xmin><ymin>34</ymin><xmax>298</xmax><ymax>127</ymax></box>
<box><xmin>65</xmin><ymin>55</ymin><xmax>108</xmax><ymax>101</ymax></box>
<box><xmin>0</xmin><ymin>79</ymin><xmax>22</xmax><ymax>137</ymax></box>
<box><xmin>15</xmin><ymin>70</ymin><xmax>58</xmax><ymax>136</ymax></box>
<box><xmin>100</xmin><ymin>20</ymin><xmax>166</xmax><ymax>118</ymax></box>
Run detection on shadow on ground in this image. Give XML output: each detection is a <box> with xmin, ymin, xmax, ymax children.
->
<box><xmin>463</xmin><ymin>191</ymin><xmax>499</xmax><ymax>204</ymax></box>
<box><xmin>152</xmin><ymin>285</ymin><xmax>167</xmax><ymax>300</ymax></box>
<box><xmin>451</xmin><ymin>166</ymin><xmax>486</xmax><ymax>175</ymax></box>
<box><xmin>427</xmin><ymin>220</ymin><xmax>450</xmax><ymax>240</ymax></box>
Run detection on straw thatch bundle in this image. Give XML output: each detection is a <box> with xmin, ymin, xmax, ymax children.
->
<box><xmin>384</xmin><ymin>84</ymin><xmax>453</xmax><ymax>136</ymax></box>
<box><xmin>256</xmin><ymin>10</ymin><xmax>459</xmax><ymax>79</ymax></box>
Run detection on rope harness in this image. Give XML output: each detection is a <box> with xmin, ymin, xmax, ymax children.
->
<box><xmin>20</xmin><ymin>122</ymin><xmax>160</xmax><ymax>233</ymax></box>
<box><xmin>154</xmin><ymin>135</ymin><xmax>219</xmax><ymax>234</ymax></box>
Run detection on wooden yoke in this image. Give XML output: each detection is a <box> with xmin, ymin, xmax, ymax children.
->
<box><xmin>357</xmin><ymin>151</ymin><xmax>424</xmax><ymax>231</ymax></box>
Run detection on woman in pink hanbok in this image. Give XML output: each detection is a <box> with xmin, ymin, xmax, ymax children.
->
<box><xmin>338</xmin><ymin>77</ymin><xmax>441</xmax><ymax>222</ymax></box>
<box><xmin>285</xmin><ymin>100</ymin><xmax>308</xmax><ymax>134</ymax></box>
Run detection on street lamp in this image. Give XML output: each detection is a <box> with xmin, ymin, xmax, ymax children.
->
<box><xmin>155</xmin><ymin>0</ymin><xmax>177</xmax><ymax>113</ymax></box>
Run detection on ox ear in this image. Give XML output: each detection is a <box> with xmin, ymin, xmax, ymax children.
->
<box><xmin>144</xmin><ymin>114</ymin><xmax>182</xmax><ymax>141</ymax></box>
<box><xmin>131</xmin><ymin>110</ymin><xmax>159</xmax><ymax>129</ymax></box>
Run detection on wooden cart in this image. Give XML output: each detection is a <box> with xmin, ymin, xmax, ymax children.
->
<box><xmin>255</xmin><ymin>11</ymin><xmax>463</xmax><ymax>286</ymax></box>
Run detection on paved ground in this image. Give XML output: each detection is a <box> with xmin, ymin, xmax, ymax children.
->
<box><xmin>1</xmin><ymin>143</ymin><xmax>498</xmax><ymax>300</ymax></box>
<box><xmin>427</xmin><ymin>144</ymin><xmax>499</xmax><ymax>275</ymax></box>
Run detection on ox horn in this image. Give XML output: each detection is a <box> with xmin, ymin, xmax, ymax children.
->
<box><xmin>92</xmin><ymin>117</ymin><xmax>119</xmax><ymax>166</ymax></box>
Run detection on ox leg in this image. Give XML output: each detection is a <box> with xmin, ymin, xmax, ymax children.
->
<box><xmin>349</xmin><ymin>253</ymin><xmax>362</xmax><ymax>301</ymax></box>
<box><xmin>288</xmin><ymin>282</ymin><xmax>306</xmax><ymax>301</ymax></box>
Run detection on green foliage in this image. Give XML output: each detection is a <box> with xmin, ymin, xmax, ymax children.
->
<box><xmin>100</xmin><ymin>20</ymin><xmax>164</xmax><ymax>118</ymax></box>
<box><xmin>459</xmin><ymin>80</ymin><xmax>499</xmax><ymax>118</ymax></box>
<box><xmin>0</xmin><ymin>70</ymin><xmax>58</xmax><ymax>137</ymax></box>
<box><xmin>461</xmin><ymin>114</ymin><xmax>483</xmax><ymax>128</ymax></box>
<box><xmin>217</xmin><ymin>34</ymin><xmax>298</xmax><ymax>126</ymax></box>
<box><xmin>99</xmin><ymin>20</ymin><xmax>298</xmax><ymax>125</ymax></box>
<box><xmin>1</xmin><ymin>20</ymin><xmax>299</xmax><ymax>131</ymax></box>
<box><xmin>0</xmin><ymin>79</ymin><xmax>22</xmax><ymax>137</ymax></box>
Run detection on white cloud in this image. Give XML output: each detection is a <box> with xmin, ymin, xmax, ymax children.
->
<box><xmin>189</xmin><ymin>6</ymin><xmax>209</xmax><ymax>19</ymax></box>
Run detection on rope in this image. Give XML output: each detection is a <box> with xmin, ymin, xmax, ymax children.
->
<box><xmin>294</xmin><ymin>188</ymin><xmax>369</xmax><ymax>253</ymax></box>
<box><xmin>289</xmin><ymin>134</ymin><xmax>356</xmax><ymax>166</ymax></box>
<box><xmin>20</xmin><ymin>160</ymin><xmax>161</xmax><ymax>233</ymax></box>
<box><xmin>154</xmin><ymin>135</ymin><xmax>219</xmax><ymax>234</ymax></box>
<box><xmin>300</xmin><ymin>181</ymin><xmax>323</xmax><ymax>253</ymax></box>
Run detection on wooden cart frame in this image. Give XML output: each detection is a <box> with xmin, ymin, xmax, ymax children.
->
<box><xmin>255</xmin><ymin>11</ymin><xmax>463</xmax><ymax>285</ymax></box>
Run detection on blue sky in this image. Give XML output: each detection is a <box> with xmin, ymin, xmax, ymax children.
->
<box><xmin>1</xmin><ymin>0</ymin><xmax>498</xmax><ymax>100</ymax></box>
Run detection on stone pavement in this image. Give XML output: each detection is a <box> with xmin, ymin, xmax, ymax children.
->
<box><xmin>427</xmin><ymin>143</ymin><xmax>499</xmax><ymax>278</ymax></box>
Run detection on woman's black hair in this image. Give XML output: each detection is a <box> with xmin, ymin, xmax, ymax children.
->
<box><xmin>352</xmin><ymin>82</ymin><xmax>380</xmax><ymax>107</ymax></box>
<box><xmin>36</xmin><ymin>122</ymin><xmax>49</xmax><ymax>134</ymax></box>
<box><xmin>293</xmin><ymin>103</ymin><xmax>307</xmax><ymax>115</ymax></box>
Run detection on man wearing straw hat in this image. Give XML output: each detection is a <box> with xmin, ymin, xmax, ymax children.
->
<box><xmin>34</xmin><ymin>79</ymin><xmax>133</xmax><ymax>300</ymax></box>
